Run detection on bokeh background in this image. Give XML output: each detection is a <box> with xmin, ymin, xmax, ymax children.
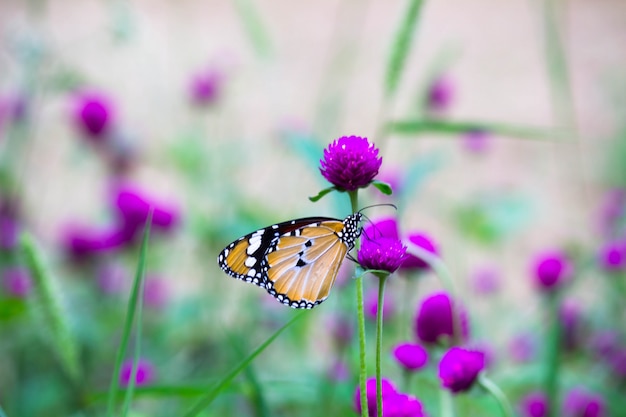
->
<box><xmin>1</xmin><ymin>0</ymin><xmax>625</xmax><ymax>416</ymax></box>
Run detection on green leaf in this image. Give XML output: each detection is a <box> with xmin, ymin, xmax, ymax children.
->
<box><xmin>181</xmin><ymin>310</ymin><xmax>306</xmax><ymax>417</ymax></box>
<box><xmin>385</xmin><ymin>0</ymin><xmax>425</xmax><ymax>98</ymax></box>
<box><xmin>309</xmin><ymin>186</ymin><xmax>338</xmax><ymax>202</ymax></box>
<box><xmin>387</xmin><ymin>118</ymin><xmax>568</xmax><ymax>141</ymax></box>
<box><xmin>21</xmin><ymin>234</ymin><xmax>81</xmax><ymax>382</ymax></box>
<box><xmin>371</xmin><ymin>180</ymin><xmax>393</xmax><ymax>196</ymax></box>
<box><xmin>106</xmin><ymin>215</ymin><xmax>152</xmax><ymax>417</ymax></box>
<box><xmin>234</xmin><ymin>0</ymin><xmax>272</xmax><ymax>59</ymax></box>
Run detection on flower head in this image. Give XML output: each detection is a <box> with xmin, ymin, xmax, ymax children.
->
<box><xmin>0</xmin><ymin>203</ymin><xmax>20</xmax><ymax>250</ymax></box>
<box><xmin>392</xmin><ymin>342</ymin><xmax>428</xmax><ymax>371</ymax></box>
<box><xmin>462</xmin><ymin>129</ymin><xmax>490</xmax><ymax>154</ymax></box>
<box><xmin>414</xmin><ymin>292</ymin><xmax>468</xmax><ymax>345</ymax></box>
<box><xmin>119</xmin><ymin>358</ymin><xmax>155</xmax><ymax>386</ymax></box>
<box><xmin>383</xmin><ymin>393</ymin><xmax>427</xmax><ymax>417</ymax></box>
<box><xmin>62</xmin><ymin>223</ymin><xmax>132</xmax><ymax>259</ymax></box>
<box><xmin>563</xmin><ymin>388</ymin><xmax>605</xmax><ymax>417</ymax></box>
<box><xmin>532</xmin><ymin>250</ymin><xmax>572</xmax><ymax>292</ymax></box>
<box><xmin>358</xmin><ymin>237</ymin><xmax>407</xmax><ymax>274</ymax></box>
<box><xmin>73</xmin><ymin>91</ymin><xmax>113</xmax><ymax>141</ymax></box>
<box><xmin>2</xmin><ymin>267</ymin><xmax>32</xmax><ymax>298</ymax></box>
<box><xmin>519</xmin><ymin>391</ymin><xmax>549</xmax><ymax>417</ymax></box>
<box><xmin>427</xmin><ymin>76</ymin><xmax>454</xmax><ymax>113</ymax></box>
<box><xmin>470</xmin><ymin>266</ymin><xmax>500</xmax><ymax>295</ymax></box>
<box><xmin>402</xmin><ymin>232</ymin><xmax>439</xmax><ymax>271</ymax></box>
<box><xmin>320</xmin><ymin>136</ymin><xmax>382</xmax><ymax>191</ymax></box>
<box><xmin>438</xmin><ymin>347</ymin><xmax>485</xmax><ymax>394</ymax></box>
<box><xmin>189</xmin><ymin>68</ymin><xmax>222</xmax><ymax>106</ymax></box>
<box><xmin>598</xmin><ymin>240</ymin><xmax>626</xmax><ymax>272</ymax></box>
<box><xmin>353</xmin><ymin>377</ymin><xmax>397</xmax><ymax>417</ymax></box>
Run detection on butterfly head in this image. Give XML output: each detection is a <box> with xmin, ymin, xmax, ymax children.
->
<box><xmin>340</xmin><ymin>212</ymin><xmax>363</xmax><ymax>251</ymax></box>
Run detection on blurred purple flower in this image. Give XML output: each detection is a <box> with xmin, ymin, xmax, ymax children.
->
<box><xmin>97</xmin><ymin>263</ymin><xmax>127</xmax><ymax>294</ymax></box>
<box><xmin>328</xmin><ymin>359</ymin><xmax>350</xmax><ymax>382</ymax></box>
<box><xmin>559</xmin><ymin>299</ymin><xmax>583</xmax><ymax>351</ymax></box>
<box><xmin>0</xmin><ymin>203</ymin><xmax>20</xmax><ymax>250</ymax></box>
<box><xmin>319</xmin><ymin>136</ymin><xmax>382</xmax><ymax>192</ymax></box>
<box><xmin>189</xmin><ymin>68</ymin><xmax>222</xmax><ymax>106</ymax></box>
<box><xmin>532</xmin><ymin>250</ymin><xmax>572</xmax><ymax>292</ymax></box>
<box><xmin>2</xmin><ymin>267</ymin><xmax>32</xmax><ymax>298</ymax></box>
<box><xmin>563</xmin><ymin>388</ymin><xmax>605</xmax><ymax>417</ymax></box>
<box><xmin>353</xmin><ymin>377</ymin><xmax>397</xmax><ymax>417</ymax></box>
<box><xmin>438</xmin><ymin>347</ymin><xmax>485</xmax><ymax>394</ymax></box>
<box><xmin>427</xmin><ymin>76</ymin><xmax>454</xmax><ymax>113</ymax></box>
<box><xmin>358</xmin><ymin>237</ymin><xmax>407</xmax><ymax>274</ymax></box>
<box><xmin>597</xmin><ymin>188</ymin><xmax>626</xmax><ymax>237</ymax></box>
<box><xmin>62</xmin><ymin>223</ymin><xmax>132</xmax><ymax>259</ymax></box>
<box><xmin>365</xmin><ymin>288</ymin><xmax>395</xmax><ymax>322</ymax></box>
<box><xmin>598</xmin><ymin>240</ymin><xmax>626</xmax><ymax>272</ymax></box>
<box><xmin>113</xmin><ymin>183</ymin><xmax>180</xmax><ymax>239</ymax></box>
<box><xmin>119</xmin><ymin>358</ymin><xmax>155</xmax><ymax>386</ymax></box>
<box><xmin>519</xmin><ymin>391</ymin><xmax>549</xmax><ymax>417</ymax></box>
<box><xmin>609</xmin><ymin>348</ymin><xmax>626</xmax><ymax>382</ymax></box>
<box><xmin>508</xmin><ymin>333</ymin><xmax>536</xmax><ymax>363</ymax></box>
<box><xmin>462</xmin><ymin>129</ymin><xmax>491</xmax><ymax>154</ymax></box>
<box><xmin>470</xmin><ymin>266</ymin><xmax>500</xmax><ymax>295</ymax></box>
<box><xmin>414</xmin><ymin>292</ymin><xmax>468</xmax><ymax>345</ymax></box>
<box><xmin>383</xmin><ymin>392</ymin><xmax>427</xmax><ymax>417</ymax></box>
<box><xmin>327</xmin><ymin>314</ymin><xmax>354</xmax><ymax>348</ymax></box>
<box><xmin>73</xmin><ymin>91</ymin><xmax>113</xmax><ymax>141</ymax></box>
<box><xmin>143</xmin><ymin>275</ymin><xmax>169</xmax><ymax>309</ymax></box>
<box><xmin>589</xmin><ymin>330</ymin><xmax>619</xmax><ymax>360</ymax></box>
<box><xmin>402</xmin><ymin>232</ymin><xmax>439</xmax><ymax>272</ymax></box>
<box><xmin>392</xmin><ymin>342</ymin><xmax>428</xmax><ymax>371</ymax></box>
<box><xmin>363</xmin><ymin>217</ymin><xmax>400</xmax><ymax>241</ymax></box>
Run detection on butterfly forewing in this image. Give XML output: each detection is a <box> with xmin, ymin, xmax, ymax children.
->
<box><xmin>217</xmin><ymin>214</ymin><xmax>362</xmax><ymax>309</ymax></box>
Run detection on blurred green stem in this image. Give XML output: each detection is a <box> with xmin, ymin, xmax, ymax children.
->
<box><xmin>349</xmin><ymin>190</ymin><xmax>368</xmax><ymax>417</ymax></box>
<box><xmin>478</xmin><ymin>373</ymin><xmax>514</xmax><ymax>417</ymax></box>
<box><xmin>375</xmin><ymin>273</ymin><xmax>389</xmax><ymax>417</ymax></box>
<box><xmin>544</xmin><ymin>292</ymin><xmax>561</xmax><ymax>417</ymax></box>
<box><xmin>439</xmin><ymin>387</ymin><xmax>455</xmax><ymax>417</ymax></box>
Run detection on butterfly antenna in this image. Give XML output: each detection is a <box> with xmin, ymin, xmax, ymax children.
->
<box><xmin>358</xmin><ymin>203</ymin><xmax>398</xmax><ymax>214</ymax></box>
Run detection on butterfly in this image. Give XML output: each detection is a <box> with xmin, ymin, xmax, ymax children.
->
<box><xmin>217</xmin><ymin>213</ymin><xmax>363</xmax><ymax>309</ymax></box>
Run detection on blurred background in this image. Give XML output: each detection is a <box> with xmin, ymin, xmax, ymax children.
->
<box><xmin>1</xmin><ymin>0</ymin><xmax>625</xmax><ymax>416</ymax></box>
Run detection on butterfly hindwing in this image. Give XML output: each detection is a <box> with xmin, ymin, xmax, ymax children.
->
<box><xmin>217</xmin><ymin>214</ymin><xmax>362</xmax><ymax>309</ymax></box>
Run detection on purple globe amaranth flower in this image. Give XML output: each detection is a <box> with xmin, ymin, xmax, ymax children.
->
<box><xmin>383</xmin><ymin>392</ymin><xmax>427</xmax><ymax>417</ymax></box>
<box><xmin>415</xmin><ymin>292</ymin><xmax>468</xmax><ymax>345</ymax></box>
<box><xmin>532</xmin><ymin>249</ymin><xmax>572</xmax><ymax>292</ymax></box>
<box><xmin>2</xmin><ymin>267</ymin><xmax>32</xmax><ymax>297</ymax></box>
<box><xmin>189</xmin><ymin>68</ymin><xmax>222</xmax><ymax>106</ymax></box>
<box><xmin>112</xmin><ymin>183</ymin><xmax>180</xmax><ymax>240</ymax></box>
<box><xmin>62</xmin><ymin>223</ymin><xmax>133</xmax><ymax>259</ymax></box>
<box><xmin>470</xmin><ymin>266</ymin><xmax>500</xmax><ymax>295</ymax></box>
<box><xmin>597</xmin><ymin>188</ymin><xmax>626</xmax><ymax>237</ymax></box>
<box><xmin>320</xmin><ymin>135</ymin><xmax>382</xmax><ymax>192</ymax></box>
<box><xmin>363</xmin><ymin>217</ymin><xmax>400</xmax><ymax>241</ymax></box>
<box><xmin>119</xmin><ymin>358</ymin><xmax>155</xmax><ymax>386</ymax></box>
<box><xmin>73</xmin><ymin>90</ymin><xmax>114</xmax><ymax>141</ymax></box>
<box><xmin>392</xmin><ymin>342</ymin><xmax>428</xmax><ymax>371</ymax></box>
<box><xmin>0</xmin><ymin>203</ymin><xmax>20</xmax><ymax>250</ymax></box>
<box><xmin>563</xmin><ymin>388</ymin><xmax>605</xmax><ymax>417</ymax></box>
<box><xmin>353</xmin><ymin>377</ymin><xmax>397</xmax><ymax>417</ymax></box>
<box><xmin>462</xmin><ymin>129</ymin><xmax>491</xmax><ymax>154</ymax></box>
<box><xmin>427</xmin><ymin>76</ymin><xmax>454</xmax><ymax>113</ymax></box>
<box><xmin>559</xmin><ymin>299</ymin><xmax>583</xmax><ymax>351</ymax></box>
<box><xmin>358</xmin><ymin>237</ymin><xmax>407</xmax><ymax>274</ymax></box>
<box><xmin>402</xmin><ymin>232</ymin><xmax>439</xmax><ymax>272</ymax></box>
<box><xmin>519</xmin><ymin>391</ymin><xmax>549</xmax><ymax>417</ymax></box>
<box><xmin>438</xmin><ymin>347</ymin><xmax>485</xmax><ymax>394</ymax></box>
<box><xmin>598</xmin><ymin>240</ymin><xmax>626</xmax><ymax>272</ymax></box>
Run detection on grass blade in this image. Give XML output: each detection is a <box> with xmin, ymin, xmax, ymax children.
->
<box><xmin>105</xmin><ymin>215</ymin><xmax>152</xmax><ymax>417</ymax></box>
<box><xmin>385</xmin><ymin>0</ymin><xmax>425</xmax><ymax>99</ymax></box>
<box><xmin>21</xmin><ymin>234</ymin><xmax>81</xmax><ymax>382</ymax></box>
<box><xmin>181</xmin><ymin>310</ymin><xmax>306</xmax><ymax>417</ymax></box>
<box><xmin>387</xmin><ymin>118</ymin><xmax>568</xmax><ymax>141</ymax></box>
<box><xmin>233</xmin><ymin>0</ymin><xmax>272</xmax><ymax>59</ymax></box>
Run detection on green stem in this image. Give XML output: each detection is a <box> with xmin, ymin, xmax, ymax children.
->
<box><xmin>544</xmin><ymin>293</ymin><xmax>561</xmax><ymax>417</ymax></box>
<box><xmin>439</xmin><ymin>387</ymin><xmax>455</xmax><ymax>417</ymax></box>
<box><xmin>349</xmin><ymin>190</ymin><xmax>368</xmax><ymax>417</ymax></box>
<box><xmin>478</xmin><ymin>373</ymin><xmax>514</xmax><ymax>417</ymax></box>
<box><xmin>375</xmin><ymin>274</ymin><xmax>388</xmax><ymax>417</ymax></box>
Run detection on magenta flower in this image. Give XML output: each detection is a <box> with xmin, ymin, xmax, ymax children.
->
<box><xmin>559</xmin><ymin>299</ymin><xmax>583</xmax><ymax>351</ymax></box>
<box><xmin>383</xmin><ymin>393</ymin><xmax>427</xmax><ymax>417</ymax></box>
<box><xmin>532</xmin><ymin>250</ymin><xmax>572</xmax><ymax>292</ymax></box>
<box><xmin>353</xmin><ymin>377</ymin><xmax>397</xmax><ymax>417</ymax></box>
<box><xmin>392</xmin><ymin>342</ymin><xmax>428</xmax><ymax>371</ymax></box>
<box><xmin>427</xmin><ymin>76</ymin><xmax>454</xmax><ymax>113</ymax></box>
<box><xmin>402</xmin><ymin>232</ymin><xmax>439</xmax><ymax>271</ymax></box>
<box><xmin>0</xmin><ymin>204</ymin><xmax>20</xmax><ymax>250</ymax></box>
<box><xmin>119</xmin><ymin>358</ymin><xmax>155</xmax><ymax>386</ymax></box>
<box><xmin>189</xmin><ymin>68</ymin><xmax>222</xmax><ymax>106</ymax></box>
<box><xmin>462</xmin><ymin>129</ymin><xmax>490</xmax><ymax>154</ymax></box>
<box><xmin>73</xmin><ymin>91</ymin><xmax>113</xmax><ymax>140</ymax></box>
<box><xmin>470</xmin><ymin>266</ymin><xmax>500</xmax><ymax>295</ymax></box>
<box><xmin>320</xmin><ymin>136</ymin><xmax>382</xmax><ymax>191</ymax></box>
<box><xmin>563</xmin><ymin>388</ymin><xmax>605</xmax><ymax>417</ymax></box>
<box><xmin>414</xmin><ymin>292</ymin><xmax>468</xmax><ymax>345</ymax></box>
<box><xmin>358</xmin><ymin>237</ymin><xmax>407</xmax><ymax>274</ymax></box>
<box><xmin>597</xmin><ymin>188</ymin><xmax>626</xmax><ymax>237</ymax></box>
<box><xmin>62</xmin><ymin>224</ymin><xmax>132</xmax><ymax>259</ymax></box>
<box><xmin>519</xmin><ymin>391</ymin><xmax>549</xmax><ymax>417</ymax></box>
<box><xmin>438</xmin><ymin>347</ymin><xmax>485</xmax><ymax>394</ymax></box>
<box><xmin>598</xmin><ymin>240</ymin><xmax>626</xmax><ymax>272</ymax></box>
<box><xmin>363</xmin><ymin>217</ymin><xmax>400</xmax><ymax>241</ymax></box>
<box><xmin>2</xmin><ymin>267</ymin><xmax>32</xmax><ymax>298</ymax></box>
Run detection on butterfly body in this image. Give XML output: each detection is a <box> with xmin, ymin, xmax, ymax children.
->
<box><xmin>218</xmin><ymin>213</ymin><xmax>362</xmax><ymax>309</ymax></box>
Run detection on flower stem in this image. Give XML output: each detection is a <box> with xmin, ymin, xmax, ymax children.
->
<box><xmin>375</xmin><ymin>274</ymin><xmax>388</xmax><ymax>417</ymax></box>
<box><xmin>478</xmin><ymin>373</ymin><xmax>514</xmax><ymax>417</ymax></box>
<box><xmin>349</xmin><ymin>190</ymin><xmax>368</xmax><ymax>417</ymax></box>
<box><xmin>544</xmin><ymin>293</ymin><xmax>561</xmax><ymax>417</ymax></box>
